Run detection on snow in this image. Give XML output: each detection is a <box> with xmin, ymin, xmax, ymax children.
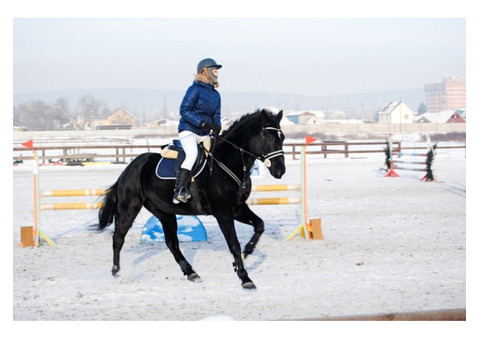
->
<box><xmin>10</xmin><ymin>143</ymin><xmax>471</xmax><ymax>336</ymax></box>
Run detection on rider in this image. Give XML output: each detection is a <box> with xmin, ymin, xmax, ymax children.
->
<box><xmin>173</xmin><ymin>58</ymin><xmax>222</xmax><ymax>204</ymax></box>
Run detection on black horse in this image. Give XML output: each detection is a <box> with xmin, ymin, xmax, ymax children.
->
<box><xmin>97</xmin><ymin>109</ymin><xmax>285</xmax><ymax>289</ymax></box>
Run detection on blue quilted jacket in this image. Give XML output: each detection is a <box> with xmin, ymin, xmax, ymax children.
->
<box><xmin>178</xmin><ymin>80</ymin><xmax>221</xmax><ymax>135</ymax></box>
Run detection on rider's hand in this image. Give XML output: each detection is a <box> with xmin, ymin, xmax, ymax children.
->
<box><xmin>212</xmin><ymin>124</ymin><xmax>221</xmax><ymax>136</ymax></box>
<box><xmin>200</xmin><ymin>121</ymin><xmax>214</xmax><ymax>133</ymax></box>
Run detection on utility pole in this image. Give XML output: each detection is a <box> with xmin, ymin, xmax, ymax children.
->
<box><xmin>163</xmin><ymin>93</ymin><xmax>166</xmax><ymax>136</ymax></box>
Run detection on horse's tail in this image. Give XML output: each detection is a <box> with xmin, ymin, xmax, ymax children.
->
<box><xmin>98</xmin><ymin>181</ymin><xmax>118</xmax><ymax>230</ymax></box>
<box><xmin>97</xmin><ymin>153</ymin><xmax>156</xmax><ymax>231</ymax></box>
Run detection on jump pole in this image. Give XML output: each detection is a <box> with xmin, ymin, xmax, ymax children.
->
<box><xmin>22</xmin><ymin>140</ymin><xmax>56</xmax><ymax>247</ymax></box>
<box><xmin>287</xmin><ymin>135</ymin><xmax>317</xmax><ymax>240</ymax></box>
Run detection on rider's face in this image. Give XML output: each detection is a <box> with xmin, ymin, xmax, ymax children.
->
<box><xmin>211</xmin><ymin>68</ymin><xmax>219</xmax><ymax>77</ymax></box>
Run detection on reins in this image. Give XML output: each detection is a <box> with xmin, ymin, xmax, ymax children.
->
<box><xmin>204</xmin><ymin>126</ymin><xmax>285</xmax><ymax>190</ymax></box>
<box><xmin>215</xmin><ymin>127</ymin><xmax>284</xmax><ymax>164</ymax></box>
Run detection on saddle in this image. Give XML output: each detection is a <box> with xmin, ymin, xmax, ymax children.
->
<box><xmin>156</xmin><ymin>137</ymin><xmax>211</xmax><ymax>180</ymax></box>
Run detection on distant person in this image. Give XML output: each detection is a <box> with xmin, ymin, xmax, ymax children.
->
<box><xmin>173</xmin><ymin>58</ymin><xmax>222</xmax><ymax>204</ymax></box>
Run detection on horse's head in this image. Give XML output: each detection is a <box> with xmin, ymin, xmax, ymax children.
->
<box><xmin>219</xmin><ymin>108</ymin><xmax>286</xmax><ymax>179</ymax></box>
<box><xmin>255</xmin><ymin>109</ymin><xmax>286</xmax><ymax>179</ymax></box>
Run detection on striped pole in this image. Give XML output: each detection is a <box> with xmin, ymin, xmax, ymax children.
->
<box><xmin>30</xmin><ymin>148</ymin><xmax>56</xmax><ymax>246</ymax></box>
<box><xmin>287</xmin><ymin>136</ymin><xmax>316</xmax><ymax>240</ymax></box>
<box><xmin>39</xmin><ymin>202</ymin><xmax>105</xmax><ymax>210</ymax></box>
<box><xmin>301</xmin><ymin>144</ymin><xmax>310</xmax><ymax>239</ymax></box>
<box><xmin>251</xmin><ymin>184</ymin><xmax>301</xmax><ymax>192</ymax></box>
<box><xmin>39</xmin><ymin>186</ymin><xmax>299</xmax><ymax>197</ymax></box>
<box><xmin>393</xmin><ymin>167</ymin><xmax>428</xmax><ymax>172</ymax></box>
<box><xmin>247</xmin><ymin>197</ymin><xmax>301</xmax><ymax>205</ymax></box>
<box><xmin>33</xmin><ymin>150</ymin><xmax>40</xmax><ymax>247</ymax></box>
<box><xmin>40</xmin><ymin>189</ymin><xmax>106</xmax><ymax>197</ymax></box>
<box><xmin>393</xmin><ymin>160</ymin><xmax>427</xmax><ymax>165</ymax></box>
<box><xmin>392</xmin><ymin>152</ymin><xmax>428</xmax><ymax>157</ymax></box>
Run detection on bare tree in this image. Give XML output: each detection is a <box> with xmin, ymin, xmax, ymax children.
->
<box><xmin>13</xmin><ymin>95</ymin><xmax>112</xmax><ymax>131</ymax></box>
<box><xmin>76</xmin><ymin>95</ymin><xmax>109</xmax><ymax>129</ymax></box>
<box><xmin>13</xmin><ymin>98</ymin><xmax>72</xmax><ymax>131</ymax></box>
<box><xmin>51</xmin><ymin>98</ymin><xmax>71</xmax><ymax>129</ymax></box>
<box><xmin>14</xmin><ymin>100</ymin><xmax>52</xmax><ymax>131</ymax></box>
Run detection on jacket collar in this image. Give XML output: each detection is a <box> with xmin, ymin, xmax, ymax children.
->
<box><xmin>194</xmin><ymin>73</ymin><xmax>219</xmax><ymax>88</ymax></box>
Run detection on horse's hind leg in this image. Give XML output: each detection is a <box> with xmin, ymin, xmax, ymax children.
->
<box><xmin>112</xmin><ymin>227</ymin><xmax>126</xmax><ymax>276</ymax></box>
<box><xmin>234</xmin><ymin>203</ymin><xmax>264</xmax><ymax>259</ymax></box>
<box><xmin>112</xmin><ymin>204</ymin><xmax>142</xmax><ymax>276</ymax></box>
<box><xmin>158</xmin><ymin>213</ymin><xmax>201</xmax><ymax>282</ymax></box>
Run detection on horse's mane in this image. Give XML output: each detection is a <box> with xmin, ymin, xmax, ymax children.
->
<box><xmin>221</xmin><ymin>109</ymin><xmax>276</xmax><ymax>138</ymax></box>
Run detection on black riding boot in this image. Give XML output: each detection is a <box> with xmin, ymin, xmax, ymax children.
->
<box><xmin>173</xmin><ymin>168</ymin><xmax>192</xmax><ymax>204</ymax></box>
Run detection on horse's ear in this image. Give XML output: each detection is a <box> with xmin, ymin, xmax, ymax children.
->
<box><xmin>260</xmin><ymin>109</ymin><xmax>267</xmax><ymax>123</ymax></box>
<box><xmin>277</xmin><ymin>110</ymin><xmax>283</xmax><ymax>123</ymax></box>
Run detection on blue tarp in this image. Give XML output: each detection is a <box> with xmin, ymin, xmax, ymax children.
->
<box><xmin>141</xmin><ymin>215</ymin><xmax>207</xmax><ymax>243</ymax></box>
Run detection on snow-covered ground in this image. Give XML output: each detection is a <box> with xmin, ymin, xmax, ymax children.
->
<box><xmin>11</xmin><ymin>144</ymin><xmax>469</xmax><ymax>330</ymax></box>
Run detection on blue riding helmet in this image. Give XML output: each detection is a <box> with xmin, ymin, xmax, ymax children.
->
<box><xmin>197</xmin><ymin>58</ymin><xmax>222</xmax><ymax>73</ymax></box>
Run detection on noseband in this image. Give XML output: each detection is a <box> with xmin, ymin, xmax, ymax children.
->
<box><xmin>260</xmin><ymin>127</ymin><xmax>285</xmax><ymax>168</ymax></box>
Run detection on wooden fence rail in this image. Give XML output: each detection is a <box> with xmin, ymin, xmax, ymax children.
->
<box><xmin>297</xmin><ymin>308</ymin><xmax>466</xmax><ymax>321</ymax></box>
<box><xmin>13</xmin><ymin>141</ymin><xmax>466</xmax><ymax>164</ymax></box>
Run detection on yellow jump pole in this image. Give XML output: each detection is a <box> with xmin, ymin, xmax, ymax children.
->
<box><xmin>251</xmin><ymin>184</ymin><xmax>301</xmax><ymax>192</ymax></box>
<box><xmin>39</xmin><ymin>202</ymin><xmax>104</xmax><ymax>210</ymax></box>
<box><xmin>40</xmin><ymin>189</ymin><xmax>106</xmax><ymax>197</ymax></box>
<box><xmin>247</xmin><ymin>197</ymin><xmax>301</xmax><ymax>205</ymax></box>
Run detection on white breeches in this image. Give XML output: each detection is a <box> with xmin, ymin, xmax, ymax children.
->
<box><xmin>178</xmin><ymin>130</ymin><xmax>201</xmax><ymax>171</ymax></box>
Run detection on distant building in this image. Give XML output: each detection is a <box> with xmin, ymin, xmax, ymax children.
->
<box><xmin>324</xmin><ymin>119</ymin><xmax>365</xmax><ymax>125</ymax></box>
<box><xmin>416</xmin><ymin>109</ymin><xmax>466</xmax><ymax>123</ymax></box>
<box><xmin>285</xmin><ymin>110</ymin><xmax>325</xmax><ymax>124</ymax></box>
<box><xmin>96</xmin><ymin>108</ymin><xmax>138</xmax><ymax>130</ymax></box>
<box><xmin>148</xmin><ymin>118</ymin><xmax>178</xmax><ymax>128</ymax></box>
<box><xmin>424</xmin><ymin>75</ymin><xmax>466</xmax><ymax>113</ymax></box>
<box><xmin>324</xmin><ymin>110</ymin><xmax>347</xmax><ymax>120</ymax></box>
<box><xmin>377</xmin><ymin>101</ymin><xmax>415</xmax><ymax>124</ymax></box>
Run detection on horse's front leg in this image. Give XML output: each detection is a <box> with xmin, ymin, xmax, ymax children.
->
<box><xmin>234</xmin><ymin>203</ymin><xmax>264</xmax><ymax>259</ymax></box>
<box><xmin>157</xmin><ymin>212</ymin><xmax>201</xmax><ymax>282</ymax></box>
<box><xmin>214</xmin><ymin>212</ymin><xmax>256</xmax><ymax>289</ymax></box>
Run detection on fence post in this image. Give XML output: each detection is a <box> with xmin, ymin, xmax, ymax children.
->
<box><xmin>62</xmin><ymin>148</ymin><xmax>68</xmax><ymax>164</ymax></box>
<box><xmin>344</xmin><ymin>142</ymin><xmax>349</xmax><ymax>158</ymax></box>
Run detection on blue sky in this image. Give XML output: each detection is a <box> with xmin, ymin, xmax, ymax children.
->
<box><xmin>12</xmin><ymin>16</ymin><xmax>466</xmax><ymax>96</ymax></box>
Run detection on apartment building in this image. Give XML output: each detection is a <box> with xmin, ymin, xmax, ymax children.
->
<box><xmin>424</xmin><ymin>75</ymin><xmax>466</xmax><ymax>113</ymax></box>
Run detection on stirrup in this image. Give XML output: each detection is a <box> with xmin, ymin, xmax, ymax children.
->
<box><xmin>173</xmin><ymin>187</ymin><xmax>191</xmax><ymax>204</ymax></box>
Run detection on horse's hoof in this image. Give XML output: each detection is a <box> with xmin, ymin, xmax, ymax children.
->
<box><xmin>188</xmin><ymin>273</ymin><xmax>202</xmax><ymax>282</ymax></box>
<box><xmin>112</xmin><ymin>266</ymin><xmax>120</xmax><ymax>277</ymax></box>
<box><xmin>242</xmin><ymin>281</ymin><xmax>257</xmax><ymax>289</ymax></box>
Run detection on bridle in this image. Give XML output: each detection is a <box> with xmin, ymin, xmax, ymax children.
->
<box><xmin>216</xmin><ymin>126</ymin><xmax>284</xmax><ymax>167</ymax></box>
<box><xmin>205</xmin><ymin>126</ymin><xmax>285</xmax><ymax>189</ymax></box>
